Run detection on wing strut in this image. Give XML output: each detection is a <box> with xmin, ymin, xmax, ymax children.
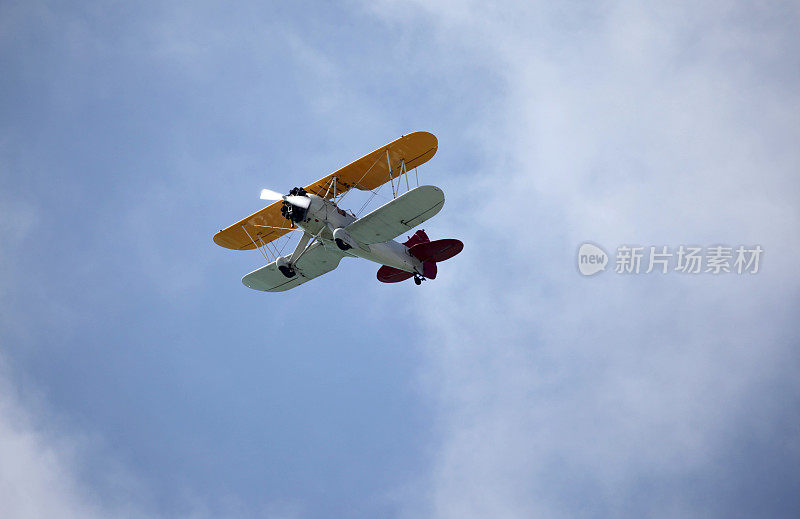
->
<box><xmin>239</xmin><ymin>223</ymin><xmax>297</xmax><ymax>262</ymax></box>
<box><xmin>241</xmin><ymin>225</ymin><xmax>270</xmax><ymax>263</ymax></box>
<box><xmin>265</xmin><ymin>236</ymin><xmax>280</xmax><ymax>260</ymax></box>
<box><xmin>384</xmin><ymin>153</ymin><xmax>412</xmax><ymax>200</ymax></box>
<box><xmin>258</xmin><ymin>235</ymin><xmax>272</xmax><ymax>260</ymax></box>
<box><xmin>401</xmin><ymin>159</ymin><xmax>409</xmax><ymax>192</ymax></box>
<box><xmin>386</xmin><ymin>150</ymin><xmax>395</xmax><ymax>198</ymax></box>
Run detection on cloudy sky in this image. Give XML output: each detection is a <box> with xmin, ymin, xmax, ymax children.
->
<box><xmin>2</xmin><ymin>1</ymin><xmax>799</xmax><ymax>518</ymax></box>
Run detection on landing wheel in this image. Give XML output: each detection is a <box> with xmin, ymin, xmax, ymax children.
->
<box><xmin>413</xmin><ymin>275</ymin><xmax>423</xmax><ymax>285</ymax></box>
<box><xmin>278</xmin><ymin>264</ymin><xmax>296</xmax><ymax>278</ymax></box>
<box><xmin>335</xmin><ymin>238</ymin><xmax>352</xmax><ymax>251</ymax></box>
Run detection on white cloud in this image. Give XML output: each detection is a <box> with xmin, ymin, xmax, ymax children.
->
<box><xmin>2</xmin><ymin>2</ymin><xmax>798</xmax><ymax>517</ymax></box>
<box><xmin>0</xmin><ymin>360</ymin><xmax>144</xmax><ymax>519</ymax></box>
<box><xmin>0</xmin><ymin>359</ymin><xmax>307</xmax><ymax>519</ymax></box>
<box><xmin>364</xmin><ymin>2</ymin><xmax>800</xmax><ymax>517</ymax></box>
<box><xmin>0</xmin><ymin>154</ymin><xmax>144</xmax><ymax>517</ymax></box>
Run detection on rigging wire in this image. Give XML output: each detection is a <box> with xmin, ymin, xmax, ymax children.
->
<box><xmin>356</xmin><ymin>185</ymin><xmax>382</xmax><ymax>217</ymax></box>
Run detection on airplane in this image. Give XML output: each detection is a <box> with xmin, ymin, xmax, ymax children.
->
<box><xmin>213</xmin><ymin>131</ymin><xmax>463</xmax><ymax>292</ymax></box>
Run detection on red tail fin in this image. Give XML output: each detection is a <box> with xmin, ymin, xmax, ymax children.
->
<box><xmin>403</xmin><ymin>229</ymin><xmax>430</xmax><ymax>248</ymax></box>
<box><xmin>423</xmin><ymin>261</ymin><xmax>437</xmax><ymax>279</ymax></box>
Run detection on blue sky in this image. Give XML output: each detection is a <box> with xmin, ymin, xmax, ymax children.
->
<box><xmin>1</xmin><ymin>1</ymin><xmax>799</xmax><ymax>518</ymax></box>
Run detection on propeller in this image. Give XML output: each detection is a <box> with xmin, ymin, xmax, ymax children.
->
<box><xmin>260</xmin><ymin>188</ymin><xmax>311</xmax><ymax>209</ymax></box>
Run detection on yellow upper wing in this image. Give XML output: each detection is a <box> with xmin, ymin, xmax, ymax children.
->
<box><xmin>213</xmin><ymin>199</ymin><xmax>293</xmax><ymax>251</ymax></box>
<box><xmin>303</xmin><ymin>131</ymin><xmax>438</xmax><ymax>198</ymax></box>
<box><xmin>213</xmin><ymin>131</ymin><xmax>438</xmax><ymax>251</ymax></box>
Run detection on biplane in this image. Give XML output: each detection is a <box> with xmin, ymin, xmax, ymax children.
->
<box><xmin>213</xmin><ymin>131</ymin><xmax>463</xmax><ymax>292</ymax></box>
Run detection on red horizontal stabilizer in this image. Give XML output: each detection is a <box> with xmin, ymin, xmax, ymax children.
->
<box><xmin>409</xmin><ymin>239</ymin><xmax>464</xmax><ymax>263</ymax></box>
<box><xmin>377</xmin><ymin>265</ymin><xmax>414</xmax><ymax>283</ymax></box>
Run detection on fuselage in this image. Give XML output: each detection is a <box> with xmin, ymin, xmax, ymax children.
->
<box><xmin>289</xmin><ymin>194</ymin><xmax>423</xmax><ymax>274</ymax></box>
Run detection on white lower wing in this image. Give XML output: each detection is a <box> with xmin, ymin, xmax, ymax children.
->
<box><xmin>242</xmin><ymin>243</ymin><xmax>344</xmax><ymax>292</ymax></box>
<box><xmin>347</xmin><ymin>185</ymin><xmax>445</xmax><ymax>245</ymax></box>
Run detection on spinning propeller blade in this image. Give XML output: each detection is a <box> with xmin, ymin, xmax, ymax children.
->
<box><xmin>284</xmin><ymin>195</ymin><xmax>311</xmax><ymax>208</ymax></box>
<box><xmin>259</xmin><ymin>189</ymin><xmax>311</xmax><ymax>209</ymax></box>
<box><xmin>260</xmin><ymin>189</ymin><xmax>284</xmax><ymax>201</ymax></box>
